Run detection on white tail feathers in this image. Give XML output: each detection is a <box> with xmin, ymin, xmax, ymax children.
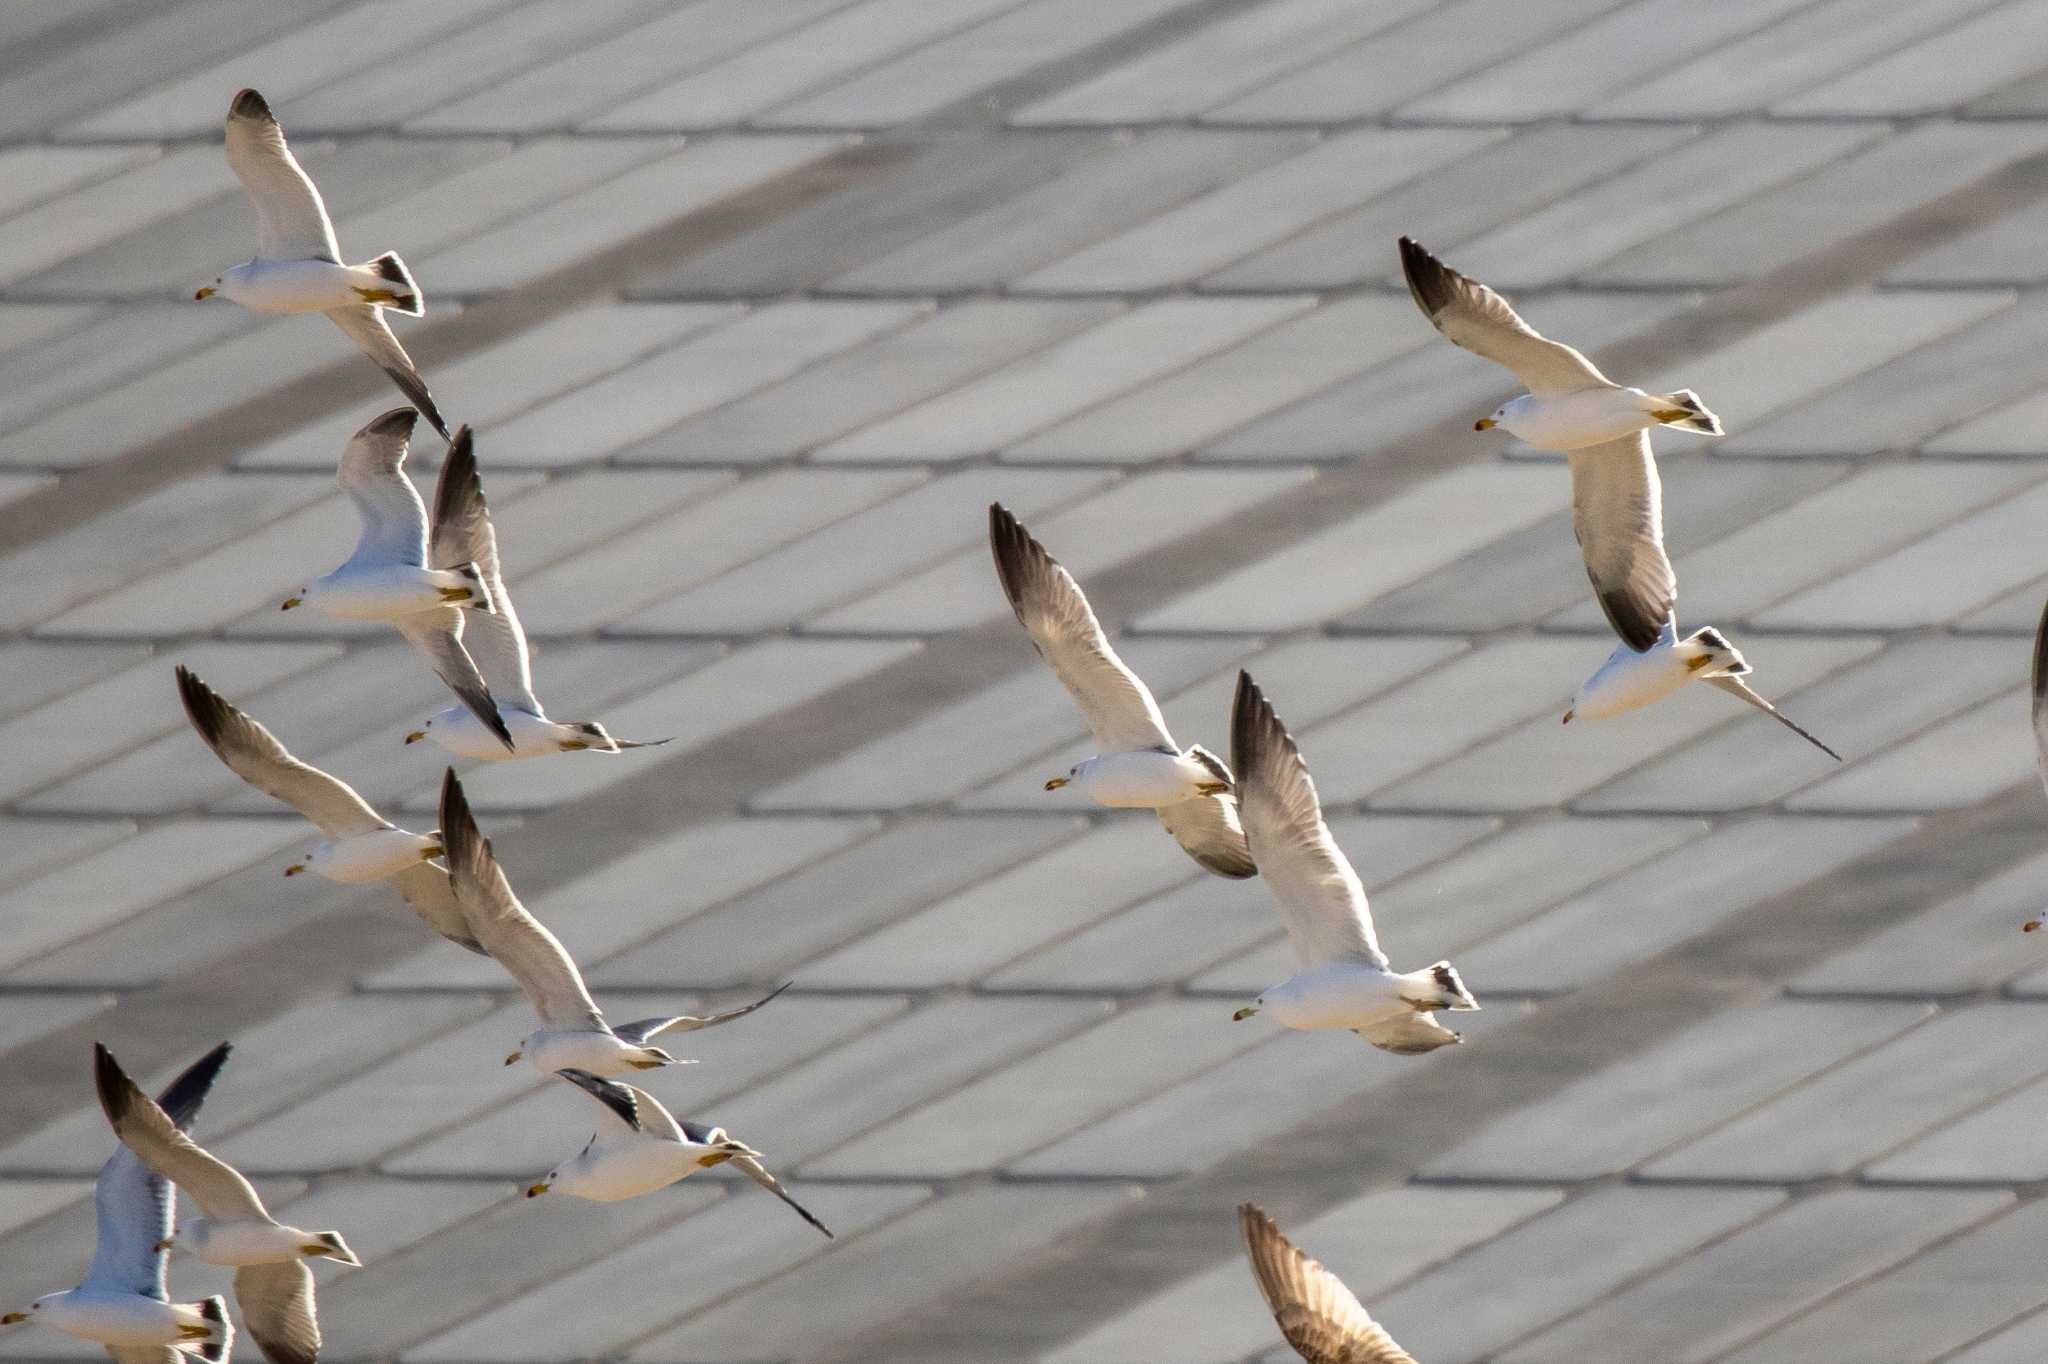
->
<box><xmin>1398</xmin><ymin>960</ymin><xmax>1479</xmax><ymax>1012</ymax></box>
<box><xmin>192</xmin><ymin>1295</ymin><xmax>232</xmax><ymax>1362</ymax></box>
<box><xmin>453</xmin><ymin>561</ymin><xmax>496</xmax><ymax>613</ymax></box>
<box><xmin>1685</xmin><ymin>626</ymin><xmax>1751</xmax><ymax>677</ymax></box>
<box><xmin>360</xmin><ymin>251</ymin><xmax>423</xmax><ymax>316</ymax></box>
<box><xmin>1655</xmin><ymin>388</ymin><xmax>1722</xmax><ymax>436</ymax></box>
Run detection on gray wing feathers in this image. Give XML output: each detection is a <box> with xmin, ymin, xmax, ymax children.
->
<box><xmin>335</xmin><ymin>406</ymin><xmax>429</xmax><ymax>568</ymax></box>
<box><xmin>1568</xmin><ymin>432</ymin><xmax>1676</xmax><ymax>654</ymax></box>
<box><xmin>612</xmin><ymin>982</ymin><xmax>792</xmax><ymax>1044</ymax></box>
<box><xmin>440</xmin><ymin>770</ymin><xmax>605</xmax><ymax>1032</ymax></box>
<box><xmin>1357</xmin><ymin>1013</ymin><xmax>1463</xmax><ymax>1056</ymax></box>
<box><xmin>326</xmin><ymin>309</ymin><xmax>449</xmax><ymax>439</ymax></box>
<box><xmin>387</xmin><ymin>861</ymin><xmax>489</xmax><ymax>955</ymax></box>
<box><xmin>989</xmin><ymin>503</ymin><xmax>1176</xmax><ymax>753</ymax></box>
<box><xmin>393</xmin><ymin>610</ymin><xmax>510</xmax><ymax>751</ymax></box>
<box><xmin>1231</xmin><ymin>673</ymin><xmax>1387</xmax><ymax>970</ymax></box>
<box><xmin>1240</xmin><ymin>1205</ymin><xmax>1416</xmax><ymax>1364</ymax></box>
<box><xmin>1398</xmin><ymin>236</ymin><xmax>1609</xmax><ymax>395</ymax></box>
<box><xmin>84</xmin><ymin>1044</ymin><xmax>230</xmax><ymax>1301</ymax></box>
<box><xmin>555</xmin><ymin>1069</ymin><xmax>643</xmax><ymax>1134</ymax></box>
<box><xmin>176</xmin><ymin>666</ymin><xmax>387</xmax><ymax>838</ymax></box>
<box><xmin>236</xmin><ymin>1261</ymin><xmax>319</xmax><ymax>1364</ymax></box>
<box><xmin>431</xmin><ymin>429</ymin><xmax>536</xmax><ymax>710</ymax></box>
<box><xmin>732</xmin><ymin>1154</ymin><xmax>833</xmax><ymax>1239</ymax></box>
<box><xmin>95</xmin><ymin>1044</ymin><xmax>267</xmax><ymax>1224</ymax></box>
<box><xmin>1156</xmin><ymin>795</ymin><xmax>1257</xmax><ymax>879</ymax></box>
<box><xmin>1704</xmin><ymin>675</ymin><xmax>1842</xmax><ymax>761</ymax></box>
<box><xmin>224</xmin><ymin>88</ymin><xmax>338</xmax><ymax>263</ymax></box>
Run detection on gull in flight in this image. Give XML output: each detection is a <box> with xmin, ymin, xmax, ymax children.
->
<box><xmin>529</xmin><ymin>1068</ymin><xmax>832</xmax><ymax>1238</ymax></box>
<box><xmin>196</xmin><ymin>88</ymin><xmax>449</xmax><ymax>438</ymax></box>
<box><xmin>2</xmin><ymin>1043</ymin><xmax>234</xmax><ymax>1364</ymax></box>
<box><xmin>1564</xmin><ymin>619</ymin><xmax>1839</xmax><ymax>759</ymax></box>
<box><xmin>403</xmin><ymin>428</ymin><xmax>673</xmax><ymax>760</ymax></box>
<box><xmin>1228</xmin><ymin>672</ymin><xmax>1478</xmax><ymax>1055</ymax></box>
<box><xmin>177</xmin><ymin>666</ymin><xmax>485</xmax><ymax>955</ymax></box>
<box><xmin>280</xmin><ymin>408</ymin><xmax>512</xmax><ymax>752</ymax></box>
<box><xmin>1239</xmin><ymin>1204</ymin><xmax>1415</xmax><ymax>1363</ymax></box>
<box><xmin>439</xmin><ymin>768</ymin><xmax>789</xmax><ymax>1075</ymax></box>
<box><xmin>97</xmin><ymin>1044</ymin><xmax>360</xmax><ymax>1364</ymax></box>
<box><xmin>989</xmin><ymin>502</ymin><xmax>1254</xmax><ymax>879</ymax></box>
<box><xmin>1399</xmin><ymin>235</ymin><xmax>1721</xmax><ymax>652</ymax></box>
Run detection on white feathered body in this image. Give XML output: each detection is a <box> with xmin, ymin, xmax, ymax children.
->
<box><xmin>1251</xmin><ymin>961</ymin><xmax>1443</xmax><ymax>1032</ymax></box>
<box><xmin>303</xmin><ymin>563</ymin><xmax>477</xmax><ymax>620</ymax></box>
<box><xmin>171</xmin><ymin>1218</ymin><xmax>317</xmax><ymax>1267</ymax></box>
<box><xmin>1071</xmin><ymin>749</ymin><xmax>1221</xmax><ymax>808</ymax></box>
<box><xmin>523</xmin><ymin>1028</ymin><xmax>667</xmax><ymax>1079</ymax></box>
<box><xmin>306</xmin><ymin>827</ymin><xmax>439</xmax><ymax>883</ymax></box>
<box><xmin>419</xmin><ymin>707</ymin><xmax>606</xmax><ymax>760</ymax></box>
<box><xmin>24</xmin><ymin>1290</ymin><xmax>209</xmax><ymax>1348</ymax></box>
<box><xmin>1493</xmin><ymin>388</ymin><xmax>1671</xmax><ymax>449</ymax></box>
<box><xmin>217</xmin><ymin>258</ymin><xmax>392</xmax><ymax>314</ymax></box>
<box><xmin>1571</xmin><ymin>624</ymin><xmax>1742</xmax><ymax>722</ymax></box>
<box><xmin>550</xmin><ymin>1136</ymin><xmax>717</xmax><ymax>1203</ymax></box>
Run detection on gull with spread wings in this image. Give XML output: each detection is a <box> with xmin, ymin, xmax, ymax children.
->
<box><xmin>439</xmin><ymin>768</ymin><xmax>788</xmax><ymax>1075</ymax></box>
<box><xmin>196</xmin><ymin>88</ymin><xmax>449</xmax><ymax>438</ymax></box>
<box><xmin>279</xmin><ymin>408</ymin><xmax>511</xmax><ymax>752</ymax></box>
<box><xmin>1227</xmin><ymin>672</ymin><xmax>1477</xmax><ymax>1055</ymax></box>
<box><xmin>97</xmin><ymin>1045</ymin><xmax>360</xmax><ymax>1364</ymax></box>
<box><xmin>527</xmin><ymin>1069</ymin><xmax>831</xmax><ymax>1238</ymax></box>
<box><xmin>177</xmin><ymin>666</ymin><xmax>484</xmax><ymax>954</ymax></box>
<box><xmin>1240</xmin><ymin>1204</ymin><xmax>1416</xmax><ymax>1364</ymax></box>
<box><xmin>1399</xmin><ymin>235</ymin><xmax>1720</xmax><ymax>652</ymax></box>
<box><xmin>990</xmin><ymin>503</ymin><xmax>1254</xmax><ymax>879</ymax></box>
<box><xmin>403</xmin><ymin>428</ymin><xmax>672</xmax><ymax>760</ymax></box>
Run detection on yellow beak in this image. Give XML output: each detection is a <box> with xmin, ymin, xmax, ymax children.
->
<box><xmin>280</xmin><ymin>596</ymin><xmax>301</xmax><ymax>610</ymax></box>
<box><xmin>404</xmin><ymin>730</ymin><xmax>426</xmax><ymax>744</ymax></box>
<box><xmin>1</xmin><ymin>1312</ymin><xmax>25</xmax><ymax>1324</ymax></box>
<box><xmin>154</xmin><ymin>1237</ymin><xmax>173</xmax><ymax>1252</ymax></box>
<box><xmin>194</xmin><ymin>287</ymin><xmax>214</xmax><ymax>300</ymax></box>
<box><xmin>1043</xmin><ymin>776</ymin><xmax>1070</xmax><ymax>791</ymax></box>
<box><xmin>525</xmin><ymin>1183</ymin><xmax>548</xmax><ymax>1198</ymax></box>
<box><xmin>1561</xmin><ymin>709</ymin><xmax>1574</xmax><ymax>725</ymax></box>
<box><xmin>504</xmin><ymin>1053</ymin><xmax>522</xmax><ymax>1066</ymax></box>
<box><xmin>283</xmin><ymin>864</ymin><xmax>304</xmax><ymax>877</ymax></box>
<box><xmin>1231</xmin><ymin>1006</ymin><xmax>1257</xmax><ymax>1021</ymax></box>
<box><xmin>1473</xmin><ymin>418</ymin><xmax>1496</xmax><ymax>431</ymax></box>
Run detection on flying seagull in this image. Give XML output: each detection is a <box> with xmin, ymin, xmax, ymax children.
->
<box><xmin>1399</xmin><ymin>235</ymin><xmax>1722</xmax><ymax>652</ymax></box>
<box><xmin>176</xmin><ymin>666</ymin><xmax>484</xmax><ymax>955</ymax></box>
<box><xmin>439</xmin><ymin>768</ymin><xmax>789</xmax><ymax>1075</ymax></box>
<box><xmin>280</xmin><ymin>407</ymin><xmax>512</xmax><ymax>751</ymax></box>
<box><xmin>196</xmin><ymin>88</ymin><xmax>450</xmax><ymax>438</ymax></box>
<box><xmin>1228</xmin><ymin>672</ymin><xmax>1477</xmax><ymax>1055</ymax></box>
<box><xmin>3</xmin><ymin>1043</ymin><xmax>234</xmax><ymax>1364</ymax></box>
<box><xmin>529</xmin><ymin>1069</ymin><xmax>832</xmax><ymax>1238</ymax></box>
<box><xmin>403</xmin><ymin>428</ymin><xmax>672</xmax><ymax>759</ymax></box>
<box><xmin>97</xmin><ymin>1044</ymin><xmax>360</xmax><ymax>1364</ymax></box>
<box><xmin>1240</xmin><ymin>1204</ymin><xmax>1416</xmax><ymax>1363</ymax></box>
<box><xmin>1564</xmin><ymin>619</ymin><xmax>1839</xmax><ymax>759</ymax></box>
<box><xmin>989</xmin><ymin>502</ymin><xmax>1254</xmax><ymax>879</ymax></box>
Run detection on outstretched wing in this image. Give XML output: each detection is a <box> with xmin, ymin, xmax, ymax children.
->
<box><xmin>555</xmin><ymin>1069</ymin><xmax>683</xmax><ymax>1142</ymax></box>
<box><xmin>95</xmin><ymin>1044</ymin><xmax>268</xmax><ymax>1225</ymax></box>
<box><xmin>83</xmin><ymin>1044</ymin><xmax>231</xmax><ymax>1300</ymax></box>
<box><xmin>440</xmin><ymin>770</ymin><xmax>605</xmax><ymax>1032</ymax></box>
<box><xmin>176</xmin><ymin>666</ymin><xmax>388</xmax><ymax>838</ymax></box>
<box><xmin>223</xmin><ymin>88</ymin><xmax>338</xmax><ymax>262</ymax></box>
<box><xmin>1156</xmin><ymin>795</ymin><xmax>1257</xmax><ymax>879</ymax></box>
<box><xmin>1357</xmin><ymin>1013</ymin><xmax>1463</xmax><ymax>1056</ymax></box>
<box><xmin>394</xmin><ymin>609</ymin><xmax>513</xmax><ymax>752</ymax></box>
<box><xmin>1239</xmin><ymin>1204</ymin><xmax>1416</xmax><ymax>1364</ymax></box>
<box><xmin>236</xmin><ymin>1261</ymin><xmax>320</xmax><ymax>1364</ymax></box>
<box><xmin>989</xmin><ymin>503</ymin><xmax>1176</xmax><ymax>753</ymax></box>
<box><xmin>612</xmin><ymin>982</ymin><xmax>792</xmax><ymax>1044</ymax></box>
<box><xmin>1399</xmin><ymin>235</ymin><xmax>1609</xmax><ymax>395</ymax></box>
<box><xmin>388</xmin><ymin>861</ymin><xmax>489</xmax><ymax>955</ymax></box>
<box><xmin>1231</xmin><ymin>672</ymin><xmax>1386</xmax><ymax>970</ymax></box>
<box><xmin>1568</xmin><ymin>431</ymin><xmax>1675</xmax><ymax>654</ymax></box>
<box><xmin>729</xmin><ymin>1153</ymin><xmax>833</xmax><ymax>1239</ymax></box>
<box><xmin>430</xmin><ymin>428</ymin><xmax>538</xmax><ymax>711</ymax></box>
<box><xmin>1704</xmin><ymin>676</ymin><xmax>1841</xmax><ymax>761</ymax></box>
<box><xmin>335</xmin><ymin>406</ymin><xmax>429</xmax><ymax>569</ymax></box>
<box><xmin>326</xmin><ymin>309</ymin><xmax>450</xmax><ymax>440</ymax></box>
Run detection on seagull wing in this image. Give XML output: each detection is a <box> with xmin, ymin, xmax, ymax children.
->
<box><xmin>1399</xmin><ymin>235</ymin><xmax>1611</xmax><ymax>395</ymax></box>
<box><xmin>388</xmin><ymin>861</ymin><xmax>489</xmax><ymax>955</ymax></box>
<box><xmin>1703</xmin><ymin>676</ymin><xmax>1841</xmax><ymax>760</ymax></box>
<box><xmin>393</xmin><ymin>609</ymin><xmax>513</xmax><ymax>752</ymax></box>
<box><xmin>94</xmin><ymin>1045</ymin><xmax>268</xmax><ymax>1224</ymax></box>
<box><xmin>1356</xmin><ymin>1013</ymin><xmax>1463</xmax><ymax>1056</ymax></box>
<box><xmin>430</xmin><ymin>428</ymin><xmax>538</xmax><ymax>712</ymax></box>
<box><xmin>440</xmin><ymin>770</ymin><xmax>605</xmax><ymax>1033</ymax></box>
<box><xmin>1568</xmin><ymin>431</ymin><xmax>1676</xmax><ymax>653</ymax></box>
<box><xmin>1231</xmin><ymin>672</ymin><xmax>1387</xmax><ymax>970</ymax></box>
<box><xmin>176</xmin><ymin>667</ymin><xmax>387</xmax><ymax>839</ymax></box>
<box><xmin>989</xmin><ymin>503</ymin><xmax>1175</xmax><ymax>753</ymax></box>
<box><xmin>326</xmin><ymin>309</ymin><xmax>450</xmax><ymax>440</ymax></box>
<box><xmin>1156</xmin><ymin>795</ymin><xmax>1257</xmax><ymax>879</ymax></box>
<box><xmin>1240</xmin><ymin>1205</ymin><xmax>1416</xmax><ymax>1364</ymax></box>
<box><xmin>612</xmin><ymin>982</ymin><xmax>792</xmax><ymax>1044</ymax></box>
<box><xmin>556</xmin><ymin>1069</ymin><xmax>681</xmax><ymax>1141</ymax></box>
<box><xmin>235</xmin><ymin>1262</ymin><xmax>319</xmax><ymax>1364</ymax></box>
<box><xmin>334</xmin><ymin>407</ymin><xmax>429</xmax><ymax>569</ymax></box>
<box><xmin>223</xmin><ymin>88</ymin><xmax>338</xmax><ymax>263</ymax></box>
<box><xmin>729</xmin><ymin>1153</ymin><xmax>833</xmax><ymax>1239</ymax></box>
<box><xmin>83</xmin><ymin>1044</ymin><xmax>230</xmax><ymax>1299</ymax></box>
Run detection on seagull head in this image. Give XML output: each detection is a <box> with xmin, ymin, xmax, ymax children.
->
<box><xmin>1474</xmin><ymin>403</ymin><xmax>1509</xmax><ymax>432</ymax></box>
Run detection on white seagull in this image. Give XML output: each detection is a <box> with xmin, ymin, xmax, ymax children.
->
<box><xmin>279</xmin><ymin>408</ymin><xmax>512</xmax><ymax>752</ymax></box>
<box><xmin>1239</xmin><ymin>1204</ymin><xmax>1416</xmax><ymax>1364</ymax></box>
<box><xmin>1227</xmin><ymin>672</ymin><xmax>1478</xmax><ymax>1055</ymax></box>
<box><xmin>196</xmin><ymin>88</ymin><xmax>449</xmax><ymax>439</ymax></box>
<box><xmin>96</xmin><ymin>1045</ymin><xmax>359</xmax><ymax>1364</ymax></box>
<box><xmin>528</xmin><ymin>1069</ymin><xmax>831</xmax><ymax>1238</ymax></box>
<box><xmin>2</xmin><ymin>1043</ymin><xmax>234</xmax><ymax>1364</ymax></box>
<box><xmin>177</xmin><ymin>666</ymin><xmax>482</xmax><ymax>954</ymax></box>
<box><xmin>438</xmin><ymin>768</ymin><xmax>789</xmax><ymax>1076</ymax></box>
<box><xmin>402</xmin><ymin>428</ymin><xmax>672</xmax><ymax>760</ymax></box>
<box><xmin>989</xmin><ymin>502</ymin><xmax>1255</xmax><ymax>879</ymax></box>
<box><xmin>1399</xmin><ymin>235</ymin><xmax>1721</xmax><ymax>652</ymax></box>
<box><xmin>1564</xmin><ymin>619</ymin><xmax>1839</xmax><ymax>759</ymax></box>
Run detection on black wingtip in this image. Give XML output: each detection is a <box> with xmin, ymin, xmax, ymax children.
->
<box><xmin>229</xmin><ymin>88</ymin><xmax>270</xmax><ymax>121</ymax></box>
<box><xmin>92</xmin><ymin>1043</ymin><xmax>137</xmax><ymax>1127</ymax></box>
<box><xmin>430</xmin><ymin>425</ymin><xmax>483</xmax><ymax>544</ymax></box>
<box><xmin>151</xmin><ymin>1041</ymin><xmax>233</xmax><ymax>1133</ymax></box>
<box><xmin>1397</xmin><ymin>234</ymin><xmax>1456</xmax><ymax>318</ymax></box>
<box><xmin>437</xmin><ymin>767</ymin><xmax>485</xmax><ymax>877</ymax></box>
<box><xmin>2032</xmin><ymin>597</ymin><xmax>2048</xmax><ymax>708</ymax></box>
<box><xmin>555</xmin><ymin>1068</ymin><xmax>640</xmax><ymax>1131</ymax></box>
<box><xmin>174</xmin><ymin>664</ymin><xmax>228</xmax><ymax>744</ymax></box>
<box><xmin>363</xmin><ymin>407</ymin><xmax>418</xmax><ymax>441</ymax></box>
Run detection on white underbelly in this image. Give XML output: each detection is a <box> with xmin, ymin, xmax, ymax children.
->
<box><xmin>224</xmin><ymin>258</ymin><xmax>365</xmax><ymax>313</ymax></box>
<box><xmin>527</xmin><ymin>1029</ymin><xmax>633</xmax><ymax>1076</ymax></box>
<box><xmin>566</xmin><ymin>1144</ymin><xmax>693</xmax><ymax>1201</ymax></box>
<box><xmin>430</xmin><ymin>705</ymin><xmax>554</xmax><ymax>759</ymax></box>
<box><xmin>41</xmin><ymin>1292</ymin><xmax>191</xmax><ymax>1347</ymax></box>
<box><xmin>1077</xmin><ymin>749</ymin><xmax>1206</xmax><ymax>808</ymax></box>
<box><xmin>317</xmin><ymin>828</ymin><xmax>435</xmax><ymax>882</ymax></box>
<box><xmin>188</xmin><ymin>1219</ymin><xmax>306</xmax><ymax>1266</ymax></box>
<box><xmin>1261</xmin><ymin>964</ymin><xmax>1409</xmax><ymax>1032</ymax></box>
<box><xmin>310</xmin><ymin>565</ymin><xmax>460</xmax><ymax>620</ymax></box>
<box><xmin>1505</xmin><ymin>389</ymin><xmax>1652</xmax><ymax>449</ymax></box>
<box><xmin>1572</xmin><ymin>646</ymin><xmax>1690</xmax><ymax>721</ymax></box>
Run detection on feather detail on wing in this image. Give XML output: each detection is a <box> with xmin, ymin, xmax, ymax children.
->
<box><xmin>430</xmin><ymin>428</ymin><xmax>538</xmax><ymax>712</ymax></box>
<box><xmin>1239</xmin><ymin>1205</ymin><xmax>1416</xmax><ymax>1364</ymax></box>
<box><xmin>326</xmin><ymin>309</ymin><xmax>450</xmax><ymax>439</ymax></box>
<box><xmin>235</xmin><ymin>1261</ymin><xmax>319</xmax><ymax>1364</ymax></box>
<box><xmin>84</xmin><ymin>1044</ymin><xmax>231</xmax><ymax>1300</ymax></box>
<box><xmin>394</xmin><ymin>609</ymin><xmax>512</xmax><ymax>751</ymax></box>
<box><xmin>1231</xmin><ymin>672</ymin><xmax>1387</xmax><ymax>970</ymax></box>
<box><xmin>388</xmin><ymin>861</ymin><xmax>489</xmax><ymax>955</ymax></box>
<box><xmin>989</xmin><ymin>503</ymin><xmax>1175</xmax><ymax>753</ymax></box>
<box><xmin>731</xmin><ymin>1153</ymin><xmax>833</xmax><ymax>1238</ymax></box>
<box><xmin>557</xmin><ymin>1069</ymin><xmax>686</xmax><ymax>1143</ymax></box>
<box><xmin>612</xmin><ymin>983</ymin><xmax>792</xmax><ymax>1044</ymax></box>
<box><xmin>439</xmin><ymin>770</ymin><xmax>605</xmax><ymax>1033</ymax></box>
<box><xmin>1567</xmin><ymin>431</ymin><xmax>1675</xmax><ymax>653</ymax></box>
<box><xmin>1399</xmin><ymin>235</ymin><xmax>1610</xmax><ymax>395</ymax></box>
<box><xmin>1156</xmin><ymin>795</ymin><xmax>1257</xmax><ymax>879</ymax></box>
<box><xmin>335</xmin><ymin>406</ymin><xmax>429</xmax><ymax>568</ymax></box>
<box><xmin>94</xmin><ymin>1045</ymin><xmax>268</xmax><ymax>1225</ymax></box>
<box><xmin>223</xmin><ymin>88</ymin><xmax>338</xmax><ymax>263</ymax></box>
<box><xmin>1357</xmin><ymin>1013</ymin><xmax>1463</xmax><ymax>1056</ymax></box>
<box><xmin>176</xmin><ymin>667</ymin><xmax>388</xmax><ymax>838</ymax></box>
